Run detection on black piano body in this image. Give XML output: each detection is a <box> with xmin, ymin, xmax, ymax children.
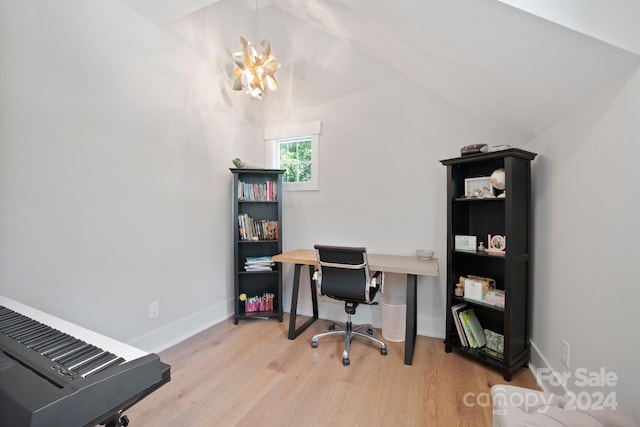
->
<box><xmin>0</xmin><ymin>296</ymin><xmax>171</xmax><ymax>427</ymax></box>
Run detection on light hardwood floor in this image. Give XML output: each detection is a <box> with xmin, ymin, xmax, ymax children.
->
<box><xmin>126</xmin><ymin>316</ymin><xmax>539</xmax><ymax>426</ymax></box>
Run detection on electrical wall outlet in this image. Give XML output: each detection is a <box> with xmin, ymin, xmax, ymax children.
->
<box><xmin>561</xmin><ymin>339</ymin><xmax>570</xmax><ymax>368</ymax></box>
<box><xmin>149</xmin><ymin>301</ymin><xmax>159</xmax><ymax>319</ymax></box>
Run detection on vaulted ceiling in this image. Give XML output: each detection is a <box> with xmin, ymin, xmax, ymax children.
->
<box><xmin>124</xmin><ymin>0</ymin><xmax>640</xmax><ymax>142</ymax></box>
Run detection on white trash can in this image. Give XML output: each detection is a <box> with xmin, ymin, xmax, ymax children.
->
<box><xmin>380</xmin><ymin>295</ymin><xmax>406</xmax><ymax>342</ymax></box>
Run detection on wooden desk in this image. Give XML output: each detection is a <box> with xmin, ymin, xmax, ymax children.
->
<box><xmin>272</xmin><ymin>249</ymin><xmax>438</xmax><ymax>365</ymax></box>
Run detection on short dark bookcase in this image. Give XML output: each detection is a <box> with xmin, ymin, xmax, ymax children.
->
<box><xmin>231</xmin><ymin>168</ymin><xmax>284</xmax><ymax>324</ymax></box>
<box><xmin>440</xmin><ymin>149</ymin><xmax>537</xmax><ymax>381</ymax></box>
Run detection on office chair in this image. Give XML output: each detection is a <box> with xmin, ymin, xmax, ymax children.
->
<box><xmin>311</xmin><ymin>245</ymin><xmax>388</xmax><ymax>366</ymax></box>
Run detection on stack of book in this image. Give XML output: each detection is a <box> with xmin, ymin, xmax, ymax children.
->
<box><xmin>451</xmin><ymin>303</ymin><xmax>486</xmax><ymax>348</ymax></box>
<box><xmin>484</xmin><ymin>289</ymin><xmax>505</xmax><ymax>308</ymax></box>
<box><xmin>244</xmin><ymin>256</ymin><xmax>275</xmax><ymax>271</ymax></box>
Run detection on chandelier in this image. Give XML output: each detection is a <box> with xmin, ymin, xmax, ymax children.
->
<box><xmin>232</xmin><ymin>37</ymin><xmax>281</xmax><ymax>99</ymax></box>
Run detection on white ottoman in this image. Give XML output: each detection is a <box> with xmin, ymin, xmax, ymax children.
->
<box><xmin>491</xmin><ymin>385</ymin><xmax>638</xmax><ymax>427</ymax></box>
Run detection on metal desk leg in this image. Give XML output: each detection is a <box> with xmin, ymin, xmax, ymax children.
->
<box><xmin>309</xmin><ymin>265</ymin><xmax>318</xmax><ymax>319</ymax></box>
<box><xmin>288</xmin><ymin>264</ymin><xmax>318</xmax><ymax>340</ymax></box>
<box><xmin>404</xmin><ymin>273</ymin><xmax>418</xmax><ymax>365</ymax></box>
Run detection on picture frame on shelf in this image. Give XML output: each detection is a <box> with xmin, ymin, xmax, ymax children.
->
<box><xmin>464</xmin><ymin>176</ymin><xmax>493</xmax><ymax>198</ymax></box>
<box><xmin>487</xmin><ymin>234</ymin><xmax>506</xmax><ymax>255</ymax></box>
<box><xmin>463</xmin><ymin>278</ymin><xmax>484</xmax><ymax>302</ymax></box>
<box><xmin>455</xmin><ymin>235</ymin><xmax>477</xmax><ymax>252</ymax></box>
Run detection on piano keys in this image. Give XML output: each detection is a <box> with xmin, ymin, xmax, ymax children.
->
<box><xmin>0</xmin><ymin>295</ymin><xmax>171</xmax><ymax>427</ymax></box>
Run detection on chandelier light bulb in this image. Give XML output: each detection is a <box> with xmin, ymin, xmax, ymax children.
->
<box><xmin>232</xmin><ymin>37</ymin><xmax>281</xmax><ymax>99</ymax></box>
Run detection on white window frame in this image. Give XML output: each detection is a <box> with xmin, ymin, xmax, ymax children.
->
<box><xmin>265</xmin><ymin>121</ymin><xmax>321</xmax><ymax>191</ymax></box>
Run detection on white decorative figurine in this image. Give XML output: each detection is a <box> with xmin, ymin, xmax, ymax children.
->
<box><xmin>491</xmin><ymin>168</ymin><xmax>506</xmax><ymax>197</ymax></box>
<box><xmin>232</xmin><ymin>158</ymin><xmax>261</xmax><ymax>169</ymax></box>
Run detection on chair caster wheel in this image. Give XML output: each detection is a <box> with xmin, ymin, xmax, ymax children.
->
<box><xmin>367</xmin><ymin>328</ymin><xmax>373</xmax><ymax>335</ymax></box>
<box><xmin>381</xmin><ymin>348</ymin><xmax>388</xmax><ymax>355</ymax></box>
<box><xmin>311</xmin><ymin>341</ymin><xmax>318</xmax><ymax>348</ymax></box>
<box><xmin>343</xmin><ymin>358</ymin><xmax>350</xmax><ymax>366</ymax></box>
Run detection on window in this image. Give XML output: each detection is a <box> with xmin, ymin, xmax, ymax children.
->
<box><xmin>265</xmin><ymin>121</ymin><xmax>321</xmax><ymax>191</ymax></box>
<box><xmin>278</xmin><ymin>137</ymin><xmax>313</xmax><ymax>184</ymax></box>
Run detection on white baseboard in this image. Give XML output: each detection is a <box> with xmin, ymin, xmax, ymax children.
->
<box><xmin>127</xmin><ymin>298</ymin><xmax>234</xmax><ymax>353</ymax></box>
<box><xmin>528</xmin><ymin>339</ymin><xmax>570</xmax><ymax>395</ymax></box>
<box><xmin>128</xmin><ymin>295</ymin><xmax>442</xmax><ymax>355</ymax></box>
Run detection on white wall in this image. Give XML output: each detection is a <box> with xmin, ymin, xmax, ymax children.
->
<box><xmin>491</xmin><ymin>1</ymin><xmax>640</xmax><ymax>420</ymax></box>
<box><xmin>0</xmin><ymin>0</ymin><xmax>262</xmax><ymax>349</ymax></box>
<box><xmin>527</xmin><ymin>67</ymin><xmax>640</xmax><ymax>420</ymax></box>
<box><xmin>0</xmin><ymin>0</ymin><xmax>517</xmax><ymax>347</ymax></box>
<box><xmin>498</xmin><ymin>0</ymin><xmax>640</xmax><ymax>55</ymax></box>
<box><xmin>273</xmin><ymin>80</ymin><xmax>517</xmax><ymax>335</ymax></box>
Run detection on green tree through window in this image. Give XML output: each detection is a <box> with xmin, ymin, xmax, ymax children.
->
<box><xmin>279</xmin><ymin>139</ymin><xmax>312</xmax><ymax>183</ymax></box>
<box><xmin>266</xmin><ymin>121</ymin><xmax>320</xmax><ymax>191</ymax></box>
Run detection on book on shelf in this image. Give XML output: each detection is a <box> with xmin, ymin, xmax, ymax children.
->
<box><xmin>480</xmin><ymin>347</ymin><xmax>504</xmax><ymax>361</ymax></box>
<box><xmin>451</xmin><ymin>302</ymin><xmax>468</xmax><ymax>347</ymax></box>
<box><xmin>244</xmin><ymin>265</ymin><xmax>274</xmax><ymax>271</ymax></box>
<box><xmin>244</xmin><ymin>293</ymin><xmax>275</xmax><ymax>312</ymax></box>
<box><xmin>458</xmin><ymin>308</ymin><xmax>486</xmax><ymax>348</ymax></box>
<box><xmin>245</xmin><ymin>256</ymin><xmax>273</xmax><ymax>264</ymax></box>
<box><xmin>458</xmin><ymin>308</ymin><xmax>476</xmax><ymax>347</ymax></box>
<box><xmin>238</xmin><ymin>214</ymin><xmax>279</xmax><ymax>241</ymax></box>
<box><xmin>244</xmin><ymin>256</ymin><xmax>275</xmax><ymax>271</ymax></box>
<box><xmin>484</xmin><ymin>329</ymin><xmax>504</xmax><ymax>353</ymax></box>
<box><xmin>237</xmin><ymin>180</ymin><xmax>278</xmax><ymax>202</ymax></box>
<box><xmin>484</xmin><ymin>289</ymin><xmax>505</xmax><ymax>308</ymax></box>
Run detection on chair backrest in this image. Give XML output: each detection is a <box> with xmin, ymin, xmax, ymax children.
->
<box><xmin>314</xmin><ymin>245</ymin><xmax>377</xmax><ymax>303</ymax></box>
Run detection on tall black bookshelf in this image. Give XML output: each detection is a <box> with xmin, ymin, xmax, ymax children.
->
<box><xmin>440</xmin><ymin>149</ymin><xmax>536</xmax><ymax>381</ymax></box>
<box><xmin>231</xmin><ymin>168</ymin><xmax>284</xmax><ymax>324</ymax></box>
